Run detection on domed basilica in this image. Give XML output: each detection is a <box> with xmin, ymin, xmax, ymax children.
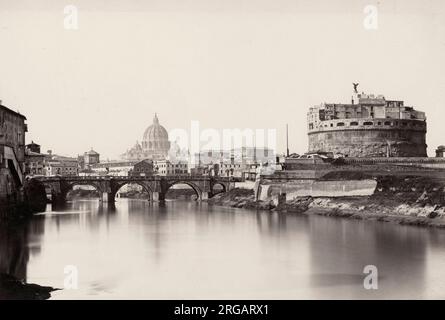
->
<box><xmin>121</xmin><ymin>114</ymin><xmax>171</xmax><ymax>161</ymax></box>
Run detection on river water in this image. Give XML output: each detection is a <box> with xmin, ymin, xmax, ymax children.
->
<box><xmin>2</xmin><ymin>198</ymin><xmax>445</xmax><ymax>299</ymax></box>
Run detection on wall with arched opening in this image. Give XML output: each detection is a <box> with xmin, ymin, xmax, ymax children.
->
<box><xmin>114</xmin><ymin>182</ymin><xmax>153</xmax><ymax>201</ymax></box>
<box><xmin>164</xmin><ymin>181</ymin><xmax>202</xmax><ymax>201</ymax></box>
<box><xmin>64</xmin><ymin>184</ymin><xmax>101</xmax><ymax>200</ymax></box>
<box><xmin>211</xmin><ymin>183</ymin><xmax>226</xmax><ymax>196</ymax></box>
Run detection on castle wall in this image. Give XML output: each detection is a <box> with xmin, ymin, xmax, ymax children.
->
<box><xmin>308</xmin><ymin>118</ymin><xmax>427</xmax><ymax>157</ymax></box>
<box><xmin>257</xmin><ymin>179</ymin><xmax>377</xmax><ymax>201</ymax></box>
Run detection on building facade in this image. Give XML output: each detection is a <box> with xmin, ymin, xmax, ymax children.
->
<box><xmin>44</xmin><ymin>153</ymin><xmax>79</xmax><ymax>176</ymax></box>
<box><xmin>79</xmin><ymin>148</ymin><xmax>100</xmax><ymax>171</ymax></box>
<box><xmin>195</xmin><ymin>147</ymin><xmax>274</xmax><ymax>166</ymax></box>
<box><xmin>0</xmin><ymin>103</ymin><xmax>27</xmax><ymax>205</ymax></box>
<box><xmin>89</xmin><ymin>160</ymin><xmax>139</xmax><ymax>176</ymax></box>
<box><xmin>130</xmin><ymin>159</ymin><xmax>154</xmax><ymax>176</ymax></box>
<box><xmin>436</xmin><ymin>146</ymin><xmax>445</xmax><ymax>158</ymax></box>
<box><xmin>83</xmin><ymin>148</ymin><xmax>100</xmax><ymax>168</ymax></box>
<box><xmin>154</xmin><ymin>159</ymin><xmax>188</xmax><ymax>175</ymax></box>
<box><xmin>26</xmin><ymin>141</ymin><xmax>41</xmax><ymax>153</ymax></box>
<box><xmin>24</xmin><ymin>141</ymin><xmax>46</xmax><ymax>176</ymax></box>
<box><xmin>25</xmin><ymin>149</ymin><xmax>45</xmax><ymax>176</ymax></box>
<box><xmin>191</xmin><ymin>147</ymin><xmax>275</xmax><ymax>177</ymax></box>
<box><xmin>307</xmin><ymin>89</ymin><xmax>427</xmax><ymax>157</ymax></box>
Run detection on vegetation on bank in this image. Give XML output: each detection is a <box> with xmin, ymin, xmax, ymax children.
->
<box><xmin>208</xmin><ymin>176</ymin><xmax>445</xmax><ymax>228</ymax></box>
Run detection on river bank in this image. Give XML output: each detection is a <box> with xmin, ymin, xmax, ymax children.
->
<box><xmin>209</xmin><ymin>176</ymin><xmax>445</xmax><ymax>228</ymax></box>
<box><xmin>0</xmin><ymin>179</ymin><xmax>47</xmax><ymax>220</ymax></box>
<box><xmin>0</xmin><ymin>273</ymin><xmax>59</xmax><ymax>300</ymax></box>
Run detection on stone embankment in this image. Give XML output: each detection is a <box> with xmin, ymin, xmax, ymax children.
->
<box><xmin>208</xmin><ymin>175</ymin><xmax>445</xmax><ymax>228</ymax></box>
<box><xmin>0</xmin><ymin>179</ymin><xmax>47</xmax><ymax>219</ymax></box>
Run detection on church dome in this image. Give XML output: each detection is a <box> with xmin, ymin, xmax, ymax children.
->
<box><xmin>142</xmin><ymin>114</ymin><xmax>170</xmax><ymax>159</ymax></box>
<box><xmin>143</xmin><ymin>114</ymin><xmax>168</xmax><ymax>142</ymax></box>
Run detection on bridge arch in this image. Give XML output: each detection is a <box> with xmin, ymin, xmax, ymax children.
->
<box><xmin>65</xmin><ymin>182</ymin><xmax>103</xmax><ymax>191</ymax></box>
<box><xmin>113</xmin><ymin>181</ymin><xmax>153</xmax><ymax>202</ymax></box>
<box><xmin>30</xmin><ymin>175</ymin><xmax>240</xmax><ymax>204</ymax></box>
<box><xmin>164</xmin><ymin>181</ymin><xmax>202</xmax><ymax>201</ymax></box>
<box><xmin>61</xmin><ymin>182</ymin><xmax>103</xmax><ymax>200</ymax></box>
<box><xmin>211</xmin><ymin>182</ymin><xmax>227</xmax><ymax>196</ymax></box>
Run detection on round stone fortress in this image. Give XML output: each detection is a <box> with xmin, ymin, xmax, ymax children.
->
<box><xmin>307</xmin><ymin>89</ymin><xmax>427</xmax><ymax>157</ymax></box>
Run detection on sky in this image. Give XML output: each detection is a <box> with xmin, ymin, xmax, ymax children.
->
<box><xmin>0</xmin><ymin>0</ymin><xmax>444</xmax><ymax>159</ymax></box>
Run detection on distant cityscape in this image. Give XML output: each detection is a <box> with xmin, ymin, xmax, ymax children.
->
<box><xmin>2</xmin><ymin>84</ymin><xmax>445</xmax><ymax>210</ymax></box>
<box><xmin>21</xmin><ymin>113</ymin><xmax>276</xmax><ymax>182</ymax></box>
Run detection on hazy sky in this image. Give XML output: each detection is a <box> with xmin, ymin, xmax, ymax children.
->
<box><xmin>1</xmin><ymin>0</ymin><xmax>444</xmax><ymax>159</ymax></box>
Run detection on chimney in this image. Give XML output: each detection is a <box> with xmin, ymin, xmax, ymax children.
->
<box><xmin>286</xmin><ymin>124</ymin><xmax>289</xmax><ymax>157</ymax></box>
<box><xmin>47</xmin><ymin>150</ymin><xmax>52</xmax><ymax>155</ymax></box>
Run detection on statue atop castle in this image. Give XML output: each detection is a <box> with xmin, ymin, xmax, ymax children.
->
<box><xmin>353</xmin><ymin>82</ymin><xmax>359</xmax><ymax>93</ymax></box>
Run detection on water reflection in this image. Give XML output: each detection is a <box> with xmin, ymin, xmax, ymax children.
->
<box><xmin>307</xmin><ymin>217</ymin><xmax>427</xmax><ymax>298</ymax></box>
<box><xmin>0</xmin><ymin>214</ymin><xmax>50</xmax><ymax>299</ymax></box>
<box><xmin>1</xmin><ymin>199</ymin><xmax>445</xmax><ymax>299</ymax></box>
<box><xmin>0</xmin><ymin>220</ymin><xmax>30</xmax><ymax>281</ymax></box>
<box><xmin>0</xmin><ymin>216</ymin><xmax>45</xmax><ymax>280</ymax></box>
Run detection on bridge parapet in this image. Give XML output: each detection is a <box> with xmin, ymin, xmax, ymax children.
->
<box><xmin>32</xmin><ymin>174</ymin><xmax>242</xmax><ymax>181</ymax></box>
<box><xmin>30</xmin><ymin>174</ymin><xmax>242</xmax><ymax>203</ymax></box>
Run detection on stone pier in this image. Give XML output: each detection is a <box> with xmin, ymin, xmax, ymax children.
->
<box><xmin>152</xmin><ymin>192</ymin><xmax>160</xmax><ymax>202</ymax></box>
<box><xmin>100</xmin><ymin>192</ymin><xmax>111</xmax><ymax>203</ymax></box>
<box><xmin>201</xmin><ymin>192</ymin><xmax>209</xmax><ymax>200</ymax></box>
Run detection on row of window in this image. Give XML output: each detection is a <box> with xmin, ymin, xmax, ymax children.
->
<box><xmin>221</xmin><ymin>164</ymin><xmax>242</xmax><ymax>168</ymax></box>
<box><xmin>158</xmin><ymin>170</ymin><xmax>188</xmax><ymax>174</ymax></box>
<box><xmin>156</xmin><ymin>163</ymin><xmax>187</xmax><ymax>168</ymax></box>
<box><xmin>310</xmin><ymin>120</ymin><xmax>425</xmax><ymax>129</ymax></box>
<box><xmin>50</xmin><ymin>167</ymin><xmax>77</xmax><ymax>171</ymax></box>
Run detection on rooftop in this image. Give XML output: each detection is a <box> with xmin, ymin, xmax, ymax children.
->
<box><xmin>25</xmin><ymin>149</ymin><xmax>45</xmax><ymax>157</ymax></box>
<box><xmin>0</xmin><ymin>103</ymin><xmax>27</xmax><ymax>120</ymax></box>
<box><xmin>86</xmin><ymin>148</ymin><xmax>99</xmax><ymax>155</ymax></box>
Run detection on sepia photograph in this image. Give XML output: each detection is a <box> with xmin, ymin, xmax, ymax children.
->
<box><xmin>1</xmin><ymin>0</ymin><xmax>445</xmax><ymax>311</ymax></box>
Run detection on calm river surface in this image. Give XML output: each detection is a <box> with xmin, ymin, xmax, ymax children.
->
<box><xmin>4</xmin><ymin>199</ymin><xmax>445</xmax><ymax>299</ymax></box>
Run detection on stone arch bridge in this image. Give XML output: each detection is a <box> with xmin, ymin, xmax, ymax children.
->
<box><xmin>31</xmin><ymin>175</ymin><xmax>241</xmax><ymax>203</ymax></box>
